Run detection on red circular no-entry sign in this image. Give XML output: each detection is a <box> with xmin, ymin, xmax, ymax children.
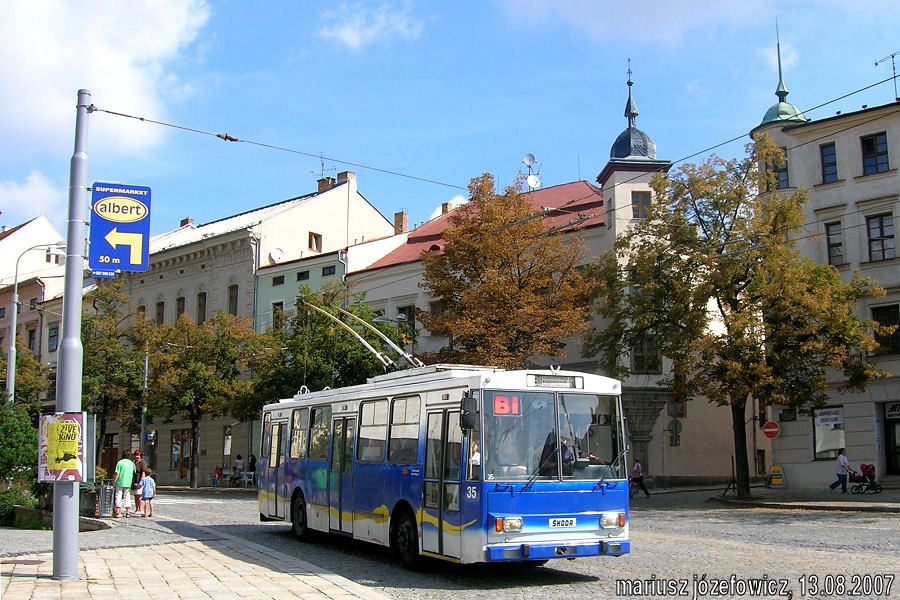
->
<box><xmin>762</xmin><ymin>421</ymin><xmax>780</xmax><ymax>439</ymax></box>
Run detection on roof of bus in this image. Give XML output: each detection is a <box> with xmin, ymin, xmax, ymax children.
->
<box><xmin>262</xmin><ymin>364</ymin><xmax>621</xmax><ymax>411</ymax></box>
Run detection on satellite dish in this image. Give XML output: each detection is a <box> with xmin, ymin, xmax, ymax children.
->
<box><xmin>526</xmin><ymin>174</ymin><xmax>541</xmax><ymax>189</ymax></box>
<box><xmin>269</xmin><ymin>248</ymin><xmax>285</xmax><ymax>264</ymax></box>
<box><xmin>523</xmin><ymin>153</ymin><xmax>536</xmax><ymax>167</ymax></box>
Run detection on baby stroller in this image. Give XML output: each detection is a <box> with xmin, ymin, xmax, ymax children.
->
<box><xmin>848</xmin><ymin>463</ymin><xmax>882</xmax><ymax>494</ymax></box>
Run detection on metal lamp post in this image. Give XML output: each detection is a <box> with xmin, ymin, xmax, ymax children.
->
<box><xmin>5</xmin><ymin>242</ymin><xmax>66</xmax><ymax>404</ymax></box>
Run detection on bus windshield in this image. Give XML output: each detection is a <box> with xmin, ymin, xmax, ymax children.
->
<box><xmin>480</xmin><ymin>390</ymin><xmax>624</xmax><ymax>481</ymax></box>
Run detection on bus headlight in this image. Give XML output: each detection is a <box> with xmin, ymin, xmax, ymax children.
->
<box><xmin>600</xmin><ymin>512</ymin><xmax>625</xmax><ymax>529</ymax></box>
<box><xmin>495</xmin><ymin>516</ymin><xmax>523</xmax><ymax>533</ymax></box>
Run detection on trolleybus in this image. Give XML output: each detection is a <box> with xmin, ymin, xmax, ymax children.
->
<box><xmin>257</xmin><ymin>364</ymin><xmax>630</xmax><ymax>567</ymax></box>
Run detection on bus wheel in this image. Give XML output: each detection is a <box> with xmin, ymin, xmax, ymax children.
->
<box><xmin>291</xmin><ymin>492</ymin><xmax>313</xmax><ymax>541</ymax></box>
<box><xmin>391</xmin><ymin>510</ymin><xmax>422</xmax><ymax>569</ymax></box>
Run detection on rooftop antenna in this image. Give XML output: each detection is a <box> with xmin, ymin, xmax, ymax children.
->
<box><xmin>875</xmin><ymin>50</ymin><xmax>900</xmax><ymax>101</ymax></box>
<box><xmin>311</xmin><ymin>152</ymin><xmax>337</xmax><ymax>179</ymax></box>
<box><xmin>522</xmin><ymin>153</ymin><xmax>541</xmax><ymax>190</ymax></box>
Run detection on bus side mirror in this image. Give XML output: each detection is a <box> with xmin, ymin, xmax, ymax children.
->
<box><xmin>460</xmin><ymin>392</ymin><xmax>477</xmax><ymax>431</ymax></box>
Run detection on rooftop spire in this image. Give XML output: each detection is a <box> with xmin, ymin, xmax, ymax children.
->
<box><xmin>624</xmin><ymin>58</ymin><xmax>639</xmax><ymax>128</ymax></box>
<box><xmin>774</xmin><ymin>23</ymin><xmax>789</xmax><ymax>103</ymax></box>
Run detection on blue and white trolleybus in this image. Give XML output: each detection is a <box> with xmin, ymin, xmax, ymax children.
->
<box><xmin>257</xmin><ymin>364</ymin><xmax>630</xmax><ymax>567</ymax></box>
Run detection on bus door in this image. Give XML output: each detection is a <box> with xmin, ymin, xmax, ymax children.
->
<box><xmin>266</xmin><ymin>420</ymin><xmax>286</xmax><ymax>519</ymax></box>
<box><xmin>329</xmin><ymin>416</ymin><xmax>356</xmax><ymax>535</ymax></box>
<box><xmin>422</xmin><ymin>409</ymin><xmax>462</xmax><ymax>559</ymax></box>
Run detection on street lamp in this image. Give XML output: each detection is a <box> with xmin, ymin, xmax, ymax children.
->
<box><xmin>5</xmin><ymin>242</ymin><xmax>66</xmax><ymax>404</ymax></box>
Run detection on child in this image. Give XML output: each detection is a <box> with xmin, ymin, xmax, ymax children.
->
<box><xmin>140</xmin><ymin>467</ymin><xmax>157</xmax><ymax>517</ymax></box>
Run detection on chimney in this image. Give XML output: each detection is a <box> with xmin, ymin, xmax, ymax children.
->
<box><xmin>442</xmin><ymin>202</ymin><xmax>452</xmax><ymax>214</ymax></box>
<box><xmin>180</xmin><ymin>217</ymin><xmax>194</xmax><ymax>227</ymax></box>
<box><xmin>336</xmin><ymin>171</ymin><xmax>356</xmax><ymax>185</ymax></box>
<box><xmin>394</xmin><ymin>211</ymin><xmax>408</xmax><ymax>234</ymax></box>
<box><xmin>317</xmin><ymin>177</ymin><xmax>335</xmax><ymax>192</ymax></box>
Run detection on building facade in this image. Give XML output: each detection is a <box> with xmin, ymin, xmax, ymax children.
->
<box><xmin>753</xmin><ymin>56</ymin><xmax>900</xmax><ymax>486</ymax></box>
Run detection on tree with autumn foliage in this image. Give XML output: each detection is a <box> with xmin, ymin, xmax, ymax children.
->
<box><xmin>149</xmin><ymin>312</ymin><xmax>263</xmax><ymax>487</ymax></box>
<box><xmin>584</xmin><ymin>135</ymin><xmax>887</xmax><ymax>500</ymax></box>
<box><xmin>419</xmin><ymin>173</ymin><xmax>592</xmax><ymax>369</ymax></box>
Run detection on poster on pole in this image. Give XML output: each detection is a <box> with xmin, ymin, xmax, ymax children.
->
<box><xmin>38</xmin><ymin>412</ymin><xmax>86</xmax><ymax>482</ymax></box>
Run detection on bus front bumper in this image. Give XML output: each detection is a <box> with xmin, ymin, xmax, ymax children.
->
<box><xmin>485</xmin><ymin>539</ymin><xmax>630</xmax><ymax>562</ymax></box>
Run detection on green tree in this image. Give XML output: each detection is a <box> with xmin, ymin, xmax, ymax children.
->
<box><xmin>81</xmin><ymin>279</ymin><xmax>146</xmax><ymax>461</ymax></box>
<box><xmin>150</xmin><ymin>312</ymin><xmax>262</xmax><ymax>487</ymax></box>
<box><xmin>3</xmin><ymin>338</ymin><xmax>52</xmax><ymax>422</ymax></box>
<box><xmin>584</xmin><ymin>136</ymin><xmax>886</xmax><ymax>499</ymax></box>
<box><xmin>240</xmin><ymin>285</ymin><xmax>402</xmax><ymax>422</ymax></box>
<box><xmin>419</xmin><ymin>173</ymin><xmax>592</xmax><ymax>369</ymax></box>
<box><xmin>0</xmin><ymin>402</ymin><xmax>36</xmax><ymax>489</ymax></box>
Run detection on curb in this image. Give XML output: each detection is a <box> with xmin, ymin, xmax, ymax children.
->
<box><xmin>708</xmin><ymin>495</ymin><xmax>900</xmax><ymax>513</ymax></box>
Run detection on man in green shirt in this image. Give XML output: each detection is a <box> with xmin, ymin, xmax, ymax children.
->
<box><xmin>113</xmin><ymin>449</ymin><xmax>136</xmax><ymax>517</ymax></box>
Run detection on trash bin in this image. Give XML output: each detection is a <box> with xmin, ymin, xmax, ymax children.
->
<box><xmin>98</xmin><ymin>480</ymin><xmax>115</xmax><ymax>518</ymax></box>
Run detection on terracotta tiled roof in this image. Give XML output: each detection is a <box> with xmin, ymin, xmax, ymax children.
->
<box><xmin>359</xmin><ymin>181</ymin><xmax>603</xmax><ymax>272</ymax></box>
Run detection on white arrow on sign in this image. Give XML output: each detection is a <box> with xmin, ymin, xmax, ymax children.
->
<box><xmin>104</xmin><ymin>228</ymin><xmax>143</xmax><ymax>265</ymax></box>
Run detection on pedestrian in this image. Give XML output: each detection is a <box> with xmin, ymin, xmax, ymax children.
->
<box><xmin>231</xmin><ymin>454</ymin><xmax>244</xmax><ymax>486</ymax></box>
<box><xmin>829</xmin><ymin>448</ymin><xmax>850</xmax><ymax>493</ymax></box>
<box><xmin>113</xmin><ymin>449</ymin><xmax>136</xmax><ymax>518</ymax></box>
<box><xmin>140</xmin><ymin>467</ymin><xmax>157</xmax><ymax>517</ymax></box>
<box><xmin>132</xmin><ymin>449</ymin><xmax>147</xmax><ymax>514</ymax></box>
<box><xmin>632</xmin><ymin>457</ymin><xmax>651</xmax><ymax>498</ymax></box>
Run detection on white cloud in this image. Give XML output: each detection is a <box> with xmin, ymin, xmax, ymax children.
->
<box><xmin>319</xmin><ymin>2</ymin><xmax>423</xmax><ymax>50</ymax></box>
<box><xmin>0</xmin><ymin>0</ymin><xmax>211</xmax><ymax>160</ymax></box>
<box><xmin>0</xmin><ymin>171</ymin><xmax>67</xmax><ymax>232</ymax></box>
<box><xmin>428</xmin><ymin>194</ymin><xmax>468</xmax><ymax>220</ymax></box>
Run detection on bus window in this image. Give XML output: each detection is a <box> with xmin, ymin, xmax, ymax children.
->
<box><xmin>289</xmin><ymin>408</ymin><xmax>309</xmax><ymax>459</ymax></box>
<box><xmin>389</xmin><ymin>396</ymin><xmax>420</xmax><ymax>464</ymax></box>
<box><xmin>309</xmin><ymin>406</ymin><xmax>331</xmax><ymax>459</ymax></box>
<box><xmin>261</xmin><ymin>412</ymin><xmax>272</xmax><ymax>459</ymax></box>
<box><xmin>357</xmin><ymin>399</ymin><xmax>388</xmax><ymax>462</ymax></box>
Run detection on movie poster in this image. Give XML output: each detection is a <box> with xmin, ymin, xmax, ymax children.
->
<box><xmin>38</xmin><ymin>412</ymin><xmax>86</xmax><ymax>482</ymax></box>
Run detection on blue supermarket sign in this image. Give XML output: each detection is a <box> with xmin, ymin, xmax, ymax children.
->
<box><xmin>89</xmin><ymin>182</ymin><xmax>151</xmax><ymax>277</ymax></box>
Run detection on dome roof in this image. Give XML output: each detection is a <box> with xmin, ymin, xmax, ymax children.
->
<box><xmin>609</xmin><ymin>73</ymin><xmax>657</xmax><ymax>159</ymax></box>
<box><xmin>611</xmin><ymin>126</ymin><xmax>657</xmax><ymax>159</ymax></box>
<box><xmin>758</xmin><ymin>37</ymin><xmax>807</xmax><ymax>127</ymax></box>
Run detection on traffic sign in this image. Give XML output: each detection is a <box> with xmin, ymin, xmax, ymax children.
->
<box><xmin>89</xmin><ymin>182</ymin><xmax>151</xmax><ymax>277</ymax></box>
<box><xmin>762</xmin><ymin>420</ymin><xmax>780</xmax><ymax>439</ymax></box>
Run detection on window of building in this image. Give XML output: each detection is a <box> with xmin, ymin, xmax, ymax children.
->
<box><xmin>631</xmin><ymin>190</ymin><xmax>651</xmax><ymax>219</ymax></box>
<box><xmin>176</xmin><ymin>296</ymin><xmax>185</xmax><ymax>318</ymax></box>
<box><xmin>196</xmin><ymin>292</ymin><xmax>207</xmax><ymax>324</ymax></box>
<box><xmin>812</xmin><ymin>406</ymin><xmax>844</xmax><ymax>460</ymax></box>
<box><xmin>357</xmin><ymin>399</ymin><xmax>388</xmax><ymax>462</ymax></box>
<box><xmin>272</xmin><ymin>302</ymin><xmax>284</xmax><ymax>329</ymax></box>
<box><xmin>29</xmin><ymin>298</ymin><xmax>37</xmax><ymax>310</ymax></box>
<box><xmin>862</xmin><ymin>132</ymin><xmax>889</xmax><ymax>175</ymax></box>
<box><xmin>27</xmin><ymin>328</ymin><xmax>36</xmax><ymax>352</ymax></box>
<box><xmin>309</xmin><ymin>232</ymin><xmax>322</xmax><ymax>253</ymax></box>
<box><xmin>0</xmin><ymin>307</ymin><xmax>5</xmax><ymax>318</ymax></box>
<box><xmin>770</xmin><ymin>149</ymin><xmax>789</xmax><ymax>189</ymax></box>
<box><xmin>227</xmin><ymin>284</ymin><xmax>239</xmax><ymax>316</ymax></box>
<box><xmin>872</xmin><ymin>304</ymin><xmax>900</xmax><ymax>355</ymax></box>
<box><xmin>48</xmin><ymin>325</ymin><xmax>59</xmax><ymax>352</ymax></box>
<box><xmin>631</xmin><ymin>337</ymin><xmax>662</xmax><ymax>374</ymax></box>
<box><xmin>825</xmin><ymin>221</ymin><xmax>843</xmax><ymax>265</ymax></box>
<box><xmin>820</xmin><ymin>143</ymin><xmax>838</xmax><ymax>183</ymax></box>
<box><xmin>398</xmin><ymin>305</ymin><xmax>416</xmax><ymax>342</ymax></box>
<box><xmin>867</xmin><ymin>213</ymin><xmax>895</xmax><ymax>261</ymax></box>
<box><xmin>272</xmin><ymin>275</ymin><xmax>284</xmax><ymax>286</ymax></box>
<box><xmin>155</xmin><ymin>301</ymin><xmax>165</xmax><ymax>325</ymax></box>
<box><xmin>389</xmin><ymin>396</ymin><xmax>420</xmax><ymax>464</ymax></box>
<box><xmin>322</xmin><ymin>265</ymin><xmax>336</xmax><ymax>277</ymax></box>
<box><xmin>289</xmin><ymin>408</ymin><xmax>309</xmax><ymax>459</ymax></box>
<box><xmin>137</xmin><ymin>305</ymin><xmax>145</xmax><ymax>316</ymax></box>
<box><xmin>297</xmin><ymin>270</ymin><xmax>310</xmax><ymax>282</ymax></box>
<box><xmin>308</xmin><ymin>405</ymin><xmax>331</xmax><ymax>459</ymax></box>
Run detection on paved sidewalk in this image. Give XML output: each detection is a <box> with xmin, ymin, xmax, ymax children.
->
<box><xmin>1</xmin><ymin>521</ymin><xmax>391</xmax><ymax>600</ymax></box>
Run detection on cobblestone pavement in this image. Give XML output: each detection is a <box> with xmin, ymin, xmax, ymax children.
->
<box><xmin>3</xmin><ymin>485</ymin><xmax>898</xmax><ymax>599</ymax></box>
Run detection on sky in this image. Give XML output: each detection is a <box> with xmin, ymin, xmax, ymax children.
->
<box><xmin>2</xmin><ymin>1</ymin><xmax>900</xmax><ymax>239</ymax></box>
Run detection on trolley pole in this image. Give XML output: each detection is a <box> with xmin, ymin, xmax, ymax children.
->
<box><xmin>53</xmin><ymin>88</ymin><xmax>91</xmax><ymax>580</ymax></box>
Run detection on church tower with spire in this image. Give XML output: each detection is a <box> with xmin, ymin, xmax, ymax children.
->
<box><xmin>597</xmin><ymin>65</ymin><xmax>672</xmax><ymax>238</ymax></box>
